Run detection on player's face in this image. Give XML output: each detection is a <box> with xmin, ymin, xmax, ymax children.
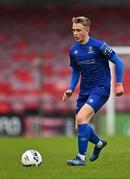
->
<box><xmin>72</xmin><ymin>23</ymin><xmax>89</xmax><ymax>44</ymax></box>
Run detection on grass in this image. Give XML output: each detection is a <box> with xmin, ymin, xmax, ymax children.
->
<box><xmin>0</xmin><ymin>135</ymin><xmax>130</xmax><ymax>179</ymax></box>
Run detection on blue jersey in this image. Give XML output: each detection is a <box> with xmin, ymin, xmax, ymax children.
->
<box><xmin>69</xmin><ymin>37</ymin><xmax>116</xmax><ymax>96</ymax></box>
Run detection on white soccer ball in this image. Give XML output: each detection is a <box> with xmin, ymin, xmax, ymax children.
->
<box><xmin>21</xmin><ymin>149</ymin><xmax>42</xmax><ymax>166</ymax></box>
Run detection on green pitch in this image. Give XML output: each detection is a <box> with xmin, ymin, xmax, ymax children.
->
<box><xmin>0</xmin><ymin>136</ymin><xmax>129</xmax><ymax>179</ymax></box>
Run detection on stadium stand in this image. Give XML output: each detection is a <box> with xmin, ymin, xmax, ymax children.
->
<box><xmin>0</xmin><ymin>5</ymin><xmax>130</xmax><ymax>114</ymax></box>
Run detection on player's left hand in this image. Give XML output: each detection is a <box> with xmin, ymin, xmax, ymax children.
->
<box><xmin>115</xmin><ymin>83</ymin><xmax>124</xmax><ymax>97</ymax></box>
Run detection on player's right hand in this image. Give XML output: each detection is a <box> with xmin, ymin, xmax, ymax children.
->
<box><xmin>62</xmin><ymin>89</ymin><xmax>73</xmax><ymax>102</ymax></box>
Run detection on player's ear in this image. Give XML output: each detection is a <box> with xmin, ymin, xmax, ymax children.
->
<box><xmin>85</xmin><ymin>26</ymin><xmax>90</xmax><ymax>32</ymax></box>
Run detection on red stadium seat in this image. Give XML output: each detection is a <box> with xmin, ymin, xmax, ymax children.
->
<box><xmin>14</xmin><ymin>69</ymin><xmax>34</xmax><ymax>82</ymax></box>
<box><xmin>0</xmin><ymin>102</ymin><xmax>10</xmax><ymax>113</ymax></box>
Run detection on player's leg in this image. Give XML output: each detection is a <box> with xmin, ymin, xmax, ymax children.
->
<box><xmin>74</xmin><ymin>94</ymin><xmax>108</xmax><ymax>161</ymax></box>
<box><xmin>86</xmin><ymin>94</ymin><xmax>109</xmax><ymax>162</ymax></box>
<box><xmin>74</xmin><ymin>95</ymin><xmax>90</xmax><ymax>131</ymax></box>
<box><xmin>67</xmin><ymin>103</ymin><xmax>95</xmax><ymax>166</ymax></box>
<box><xmin>67</xmin><ymin>94</ymin><xmax>109</xmax><ymax>166</ymax></box>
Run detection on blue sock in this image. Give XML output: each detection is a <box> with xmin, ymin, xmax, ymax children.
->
<box><xmin>78</xmin><ymin>124</ymin><xmax>90</xmax><ymax>155</ymax></box>
<box><xmin>89</xmin><ymin>125</ymin><xmax>99</xmax><ymax>144</ymax></box>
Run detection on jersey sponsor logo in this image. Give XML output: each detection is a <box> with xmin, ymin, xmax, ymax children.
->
<box><xmin>78</xmin><ymin>59</ymin><xmax>96</xmax><ymax>65</ymax></box>
<box><xmin>88</xmin><ymin>46</ymin><xmax>94</xmax><ymax>54</ymax></box>
<box><xmin>100</xmin><ymin>42</ymin><xmax>113</xmax><ymax>55</ymax></box>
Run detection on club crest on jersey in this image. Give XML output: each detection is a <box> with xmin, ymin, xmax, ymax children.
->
<box><xmin>74</xmin><ymin>50</ymin><xmax>78</xmax><ymax>54</ymax></box>
<box><xmin>88</xmin><ymin>46</ymin><xmax>94</xmax><ymax>54</ymax></box>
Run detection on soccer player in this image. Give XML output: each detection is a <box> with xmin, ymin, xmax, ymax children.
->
<box><xmin>62</xmin><ymin>16</ymin><xmax>124</xmax><ymax>166</ymax></box>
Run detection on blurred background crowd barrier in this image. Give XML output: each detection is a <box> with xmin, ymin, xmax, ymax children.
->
<box><xmin>0</xmin><ymin>0</ymin><xmax>130</xmax><ymax>137</ymax></box>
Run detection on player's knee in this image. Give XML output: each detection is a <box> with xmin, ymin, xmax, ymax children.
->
<box><xmin>76</xmin><ymin>115</ymin><xmax>89</xmax><ymax>124</ymax></box>
<box><xmin>76</xmin><ymin>111</ymin><xmax>94</xmax><ymax>124</ymax></box>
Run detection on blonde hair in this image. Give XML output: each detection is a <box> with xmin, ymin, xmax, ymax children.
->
<box><xmin>72</xmin><ymin>16</ymin><xmax>91</xmax><ymax>27</ymax></box>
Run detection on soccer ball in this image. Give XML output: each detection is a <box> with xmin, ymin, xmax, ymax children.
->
<box><xmin>21</xmin><ymin>149</ymin><xmax>42</xmax><ymax>166</ymax></box>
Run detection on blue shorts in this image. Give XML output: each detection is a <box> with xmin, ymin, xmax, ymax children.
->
<box><xmin>75</xmin><ymin>93</ymin><xmax>109</xmax><ymax>114</ymax></box>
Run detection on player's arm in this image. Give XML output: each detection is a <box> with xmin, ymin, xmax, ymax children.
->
<box><xmin>109</xmin><ymin>54</ymin><xmax>124</xmax><ymax>96</ymax></box>
<box><xmin>99</xmin><ymin>41</ymin><xmax>124</xmax><ymax>97</ymax></box>
<box><xmin>69</xmin><ymin>67</ymin><xmax>80</xmax><ymax>91</ymax></box>
<box><xmin>63</xmin><ymin>67</ymin><xmax>80</xmax><ymax>102</ymax></box>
